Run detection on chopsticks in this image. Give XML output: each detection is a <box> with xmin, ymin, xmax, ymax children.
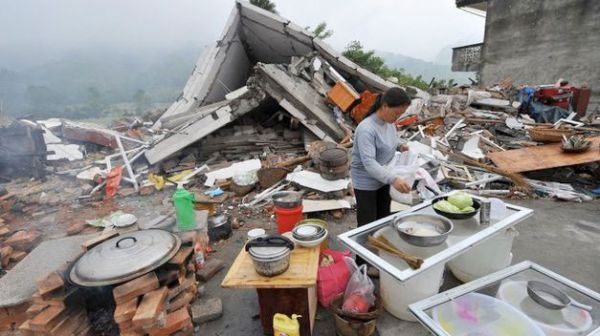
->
<box><xmin>367</xmin><ymin>236</ymin><xmax>424</xmax><ymax>270</ymax></box>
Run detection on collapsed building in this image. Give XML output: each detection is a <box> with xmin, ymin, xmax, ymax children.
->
<box><xmin>144</xmin><ymin>0</ymin><xmax>427</xmax><ymax>166</ymax></box>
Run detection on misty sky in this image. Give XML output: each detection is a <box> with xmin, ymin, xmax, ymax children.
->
<box><xmin>0</xmin><ymin>0</ymin><xmax>485</xmax><ymax>67</ymax></box>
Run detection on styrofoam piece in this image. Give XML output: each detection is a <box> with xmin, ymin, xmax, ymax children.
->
<box><xmin>286</xmin><ymin>170</ymin><xmax>349</xmax><ymax>193</ymax></box>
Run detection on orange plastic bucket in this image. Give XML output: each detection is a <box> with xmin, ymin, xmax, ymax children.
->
<box><xmin>274</xmin><ymin>205</ymin><xmax>304</xmax><ymax>234</ymax></box>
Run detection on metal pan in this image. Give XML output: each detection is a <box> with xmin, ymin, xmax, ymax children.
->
<box><xmin>527</xmin><ymin>280</ymin><xmax>593</xmax><ymax>311</ymax></box>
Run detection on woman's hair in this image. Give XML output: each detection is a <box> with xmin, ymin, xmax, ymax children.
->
<box><xmin>366</xmin><ymin>87</ymin><xmax>411</xmax><ymax>117</ymax></box>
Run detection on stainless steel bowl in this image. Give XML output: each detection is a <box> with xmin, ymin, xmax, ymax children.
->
<box><xmin>292</xmin><ymin>225</ymin><xmax>325</xmax><ymax>241</ymax></box>
<box><xmin>393</xmin><ymin>213</ymin><xmax>453</xmax><ymax>247</ymax></box>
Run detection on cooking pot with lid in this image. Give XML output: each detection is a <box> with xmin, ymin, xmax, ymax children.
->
<box><xmin>245</xmin><ymin>235</ymin><xmax>294</xmax><ymax>277</ymax></box>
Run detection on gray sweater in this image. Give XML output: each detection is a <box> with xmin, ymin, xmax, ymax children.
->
<box><xmin>351</xmin><ymin>113</ymin><xmax>399</xmax><ymax>191</ymax></box>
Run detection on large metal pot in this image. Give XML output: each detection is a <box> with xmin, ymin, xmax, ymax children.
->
<box><xmin>271</xmin><ymin>191</ymin><xmax>303</xmax><ymax>209</ymax></box>
<box><xmin>69</xmin><ymin>230</ymin><xmax>181</xmax><ymax>287</ymax></box>
<box><xmin>245</xmin><ymin>235</ymin><xmax>294</xmax><ymax>277</ymax></box>
<box><xmin>319</xmin><ymin>147</ymin><xmax>349</xmax><ymax>167</ymax></box>
<box><xmin>208</xmin><ymin>214</ymin><xmax>232</xmax><ymax>242</ymax></box>
<box><xmin>318</xmin><ymin>147</ymin><xmax>349</xmax><ymax>180</ymax></box>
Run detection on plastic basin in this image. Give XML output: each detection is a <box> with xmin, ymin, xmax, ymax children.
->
<box><xmin>374</xmin><ymin>226</ymin><xmax>446</xmax><ymax>321</ymax></box>
<box><xmin>432</xmin><ymin>292</ymin><xmax>545</xmax><ymax>336</ymax></box>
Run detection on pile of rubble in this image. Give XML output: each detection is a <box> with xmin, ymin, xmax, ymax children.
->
<box><xmin>1</xmin><ymin>1</ymin><xmax>599</xmax><ymax>335</ymax></box>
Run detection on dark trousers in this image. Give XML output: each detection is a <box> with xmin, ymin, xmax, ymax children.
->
<box><xmin>354</xmin><ymin>185</ymin><xmax>391</xmax><ymax>265</ymax></box>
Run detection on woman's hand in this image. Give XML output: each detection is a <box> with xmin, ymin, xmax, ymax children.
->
<box><xmin>398</xmin><ymin>144</ymin><xmax>409</xmax><ymax>152</ymax></box>
<box><xmin>392</xmin><ymin>177</ymin><xmax>411</xmax><ymax>193</ymax></box>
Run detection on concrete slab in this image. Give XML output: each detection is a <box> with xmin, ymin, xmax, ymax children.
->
<box><xmin>0</xmin><ymin>234</ymin><xmax>91</xmax><ymax>307</ymax></box>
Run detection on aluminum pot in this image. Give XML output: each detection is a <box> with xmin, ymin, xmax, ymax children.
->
<box><xmin>318</xmin><ymin>147</ymin><xmax>349</xmax><ymax>180</ymax></box>
<box><xmin>319</xmin><ymin>148</ymin><xmax>349</xmax><ymax>167</ymax></box>
<box><xmin>272</xmin><ymin>191</ymin><xmax>303</xmax><ymax>209</ymax></box>
<box><xmin>245</xmin><ymin>235</ymin><xmax>294</xmax><ymax>277</ymax></box>
<box><xmin>208</xmin><ymin>214</ymin><xmax>232</xmax><ymax>242</ymax></box>
<box><xmin>319</xmin><ymin>164</ymin><xmax>349</xmax><ymax>181</ymax></box>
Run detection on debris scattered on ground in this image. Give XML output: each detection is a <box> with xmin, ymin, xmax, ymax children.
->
<box><xmin>1</xmin><ymin>1</ymin><xmax>599</xmax><ymax>335</ymax></box>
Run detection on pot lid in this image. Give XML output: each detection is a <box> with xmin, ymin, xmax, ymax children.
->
<box><xmin>209</xmin><ymin>215</ymin><xmax>228</xmax><ymax>228</ymax></box>
<box><xmin>246</xmin><ymin>236</ymin><xmax>293</xmax><ymax>259</ymax></box>
<box><xmin>70</xmin><ymin>229</ymin><xmax>181</xmax><ymax>286</ymax></box>
<box><xmin>319</xmin><ymin>148</ymin><xmax>348</xmax><ymax>166</ymax></box>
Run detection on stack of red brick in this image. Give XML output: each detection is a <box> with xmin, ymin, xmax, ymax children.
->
<box><xmin>5</xmin><ymin>233</ymin><xmax>199</xmax><ymax>336</ymax></box>
<box><xmin>19</xmin><ymin>268</ymin><xmax>92</xmax><ymax>335</ymax></box>
<box><xmin>113</xmin><ymin>246</ymin><xmax>198</xmax><ymax>336</ymax></box>
<box><xmin>0</xmin><ymin>221</ymin><xmax>41</xmax><ymax>269</ymax></box>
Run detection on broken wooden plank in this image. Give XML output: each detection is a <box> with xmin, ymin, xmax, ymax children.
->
<box><xmin>113</xmin><ymin>272</ymin><xmax>159</xmax><ymax>305</ymax></box>
<box><xmin>488</xmin><ymin>136</ymin><xmax>600</xmax><ymax>173</ymax></box>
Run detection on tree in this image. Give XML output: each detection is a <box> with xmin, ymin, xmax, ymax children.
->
<box><xmin>250</xmin><ymin>0</ymin><xmax>277</xmax><ymax>13</ymax></box>
<box><xmin>342</xmin><ymin>41</ymin><xmax>386</xmax><ymax>74</ymax></box>
<box><xmin>85</xmin><ymin>86</ymin><xmax>106</xmax><ymax>114</ymax></box>
<box><xmin>133</xmin><ymin>89</ymin><xmax>151</xmax><ymax>114</ymax></box>
<box><xmin>309</xmin><ymin>22</ymin><xmax>333</xmax><ymax>40</ymax></box>
<box><xmin>342</xmin><ymin>40</ymin><xmax>431</xmax><ymax>90</ymax></box>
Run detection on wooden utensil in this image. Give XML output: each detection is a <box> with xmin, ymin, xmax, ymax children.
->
<box><xmin>367</xmin><ymin>236</ymin><xmax>424</xmax><ymax>270</ymax></box>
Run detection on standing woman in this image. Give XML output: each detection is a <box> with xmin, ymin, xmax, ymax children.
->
<box><xmin>351</xmin><ymin>87</ymin><xmax>412</xmax><ymax>264</ymax></box>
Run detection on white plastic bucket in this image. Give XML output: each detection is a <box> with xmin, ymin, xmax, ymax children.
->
<box><xmin>447</xmin><ymin>228</ymin><xmax>518</xmax><ymax>283</ymax></box>
<box><xmin>374</xmin><ymin>227</ymin><xmax>446</xmax><ymax>321</ymax></box>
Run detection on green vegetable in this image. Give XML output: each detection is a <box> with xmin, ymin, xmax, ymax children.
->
<box><xmin>447</xmin><ymin>192</ymin><xmax>473</xmax><ymax>209</ymax></box>
<box><xmin>461</xmin><ymin>206</ymin><xmax>476</xmax><ymax>213</ymax></box>
<box><xmin>434</xmin><ymin>200</ymin><xmax>461</xmax><ymax>213</ymax></box>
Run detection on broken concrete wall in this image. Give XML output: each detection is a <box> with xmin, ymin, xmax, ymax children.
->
<box><xmin>237</xmin><ymin>1</ymin><xmax>314</xmax><ymax>64</ymax></box>
<box><xmin>481</xmin><ymin>0</ymin><xmax>600</xmax><ymax>113</ymax></box>
<box><xmin>155</xmin><ymin>6</ymin><xmax>251</xmax><ymax>129</ymax></box>
<box><xmin>154</xmin><ymin>0</ymin><xmax>422</xmax><ymax>130</ymax></box>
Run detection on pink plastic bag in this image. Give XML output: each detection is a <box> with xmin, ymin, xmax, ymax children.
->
<box><xmin>316</xmin><ymin>249</ymin><xmax>351</xmax><ymax>307</ymax></box>
<box><xmin>342</xmin><ymin>263</ymin><xmax>375</xmax><ymax>314</ymax></box>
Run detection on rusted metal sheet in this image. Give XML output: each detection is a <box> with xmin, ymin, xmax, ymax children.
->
<box><xmin>62</xmin><ymin>121</ymin><xmax>117</xmax><ymax>149</ymax></box>
<box><xmin>487</xmin><ymin>136</ymin><xmax>600</xmax><ymax>173</ymax></box>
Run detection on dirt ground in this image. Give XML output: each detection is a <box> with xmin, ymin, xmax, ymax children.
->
<box><xmin>2</xmin><ymin>185</ymin><xmax>599</xmax><ymax>335</ymax></box>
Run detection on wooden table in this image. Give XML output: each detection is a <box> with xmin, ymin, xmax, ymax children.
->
<box><xmin>222</xmin><ymin>245</ymin><xmax>320</xmax><ymax>335</ymax></box>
